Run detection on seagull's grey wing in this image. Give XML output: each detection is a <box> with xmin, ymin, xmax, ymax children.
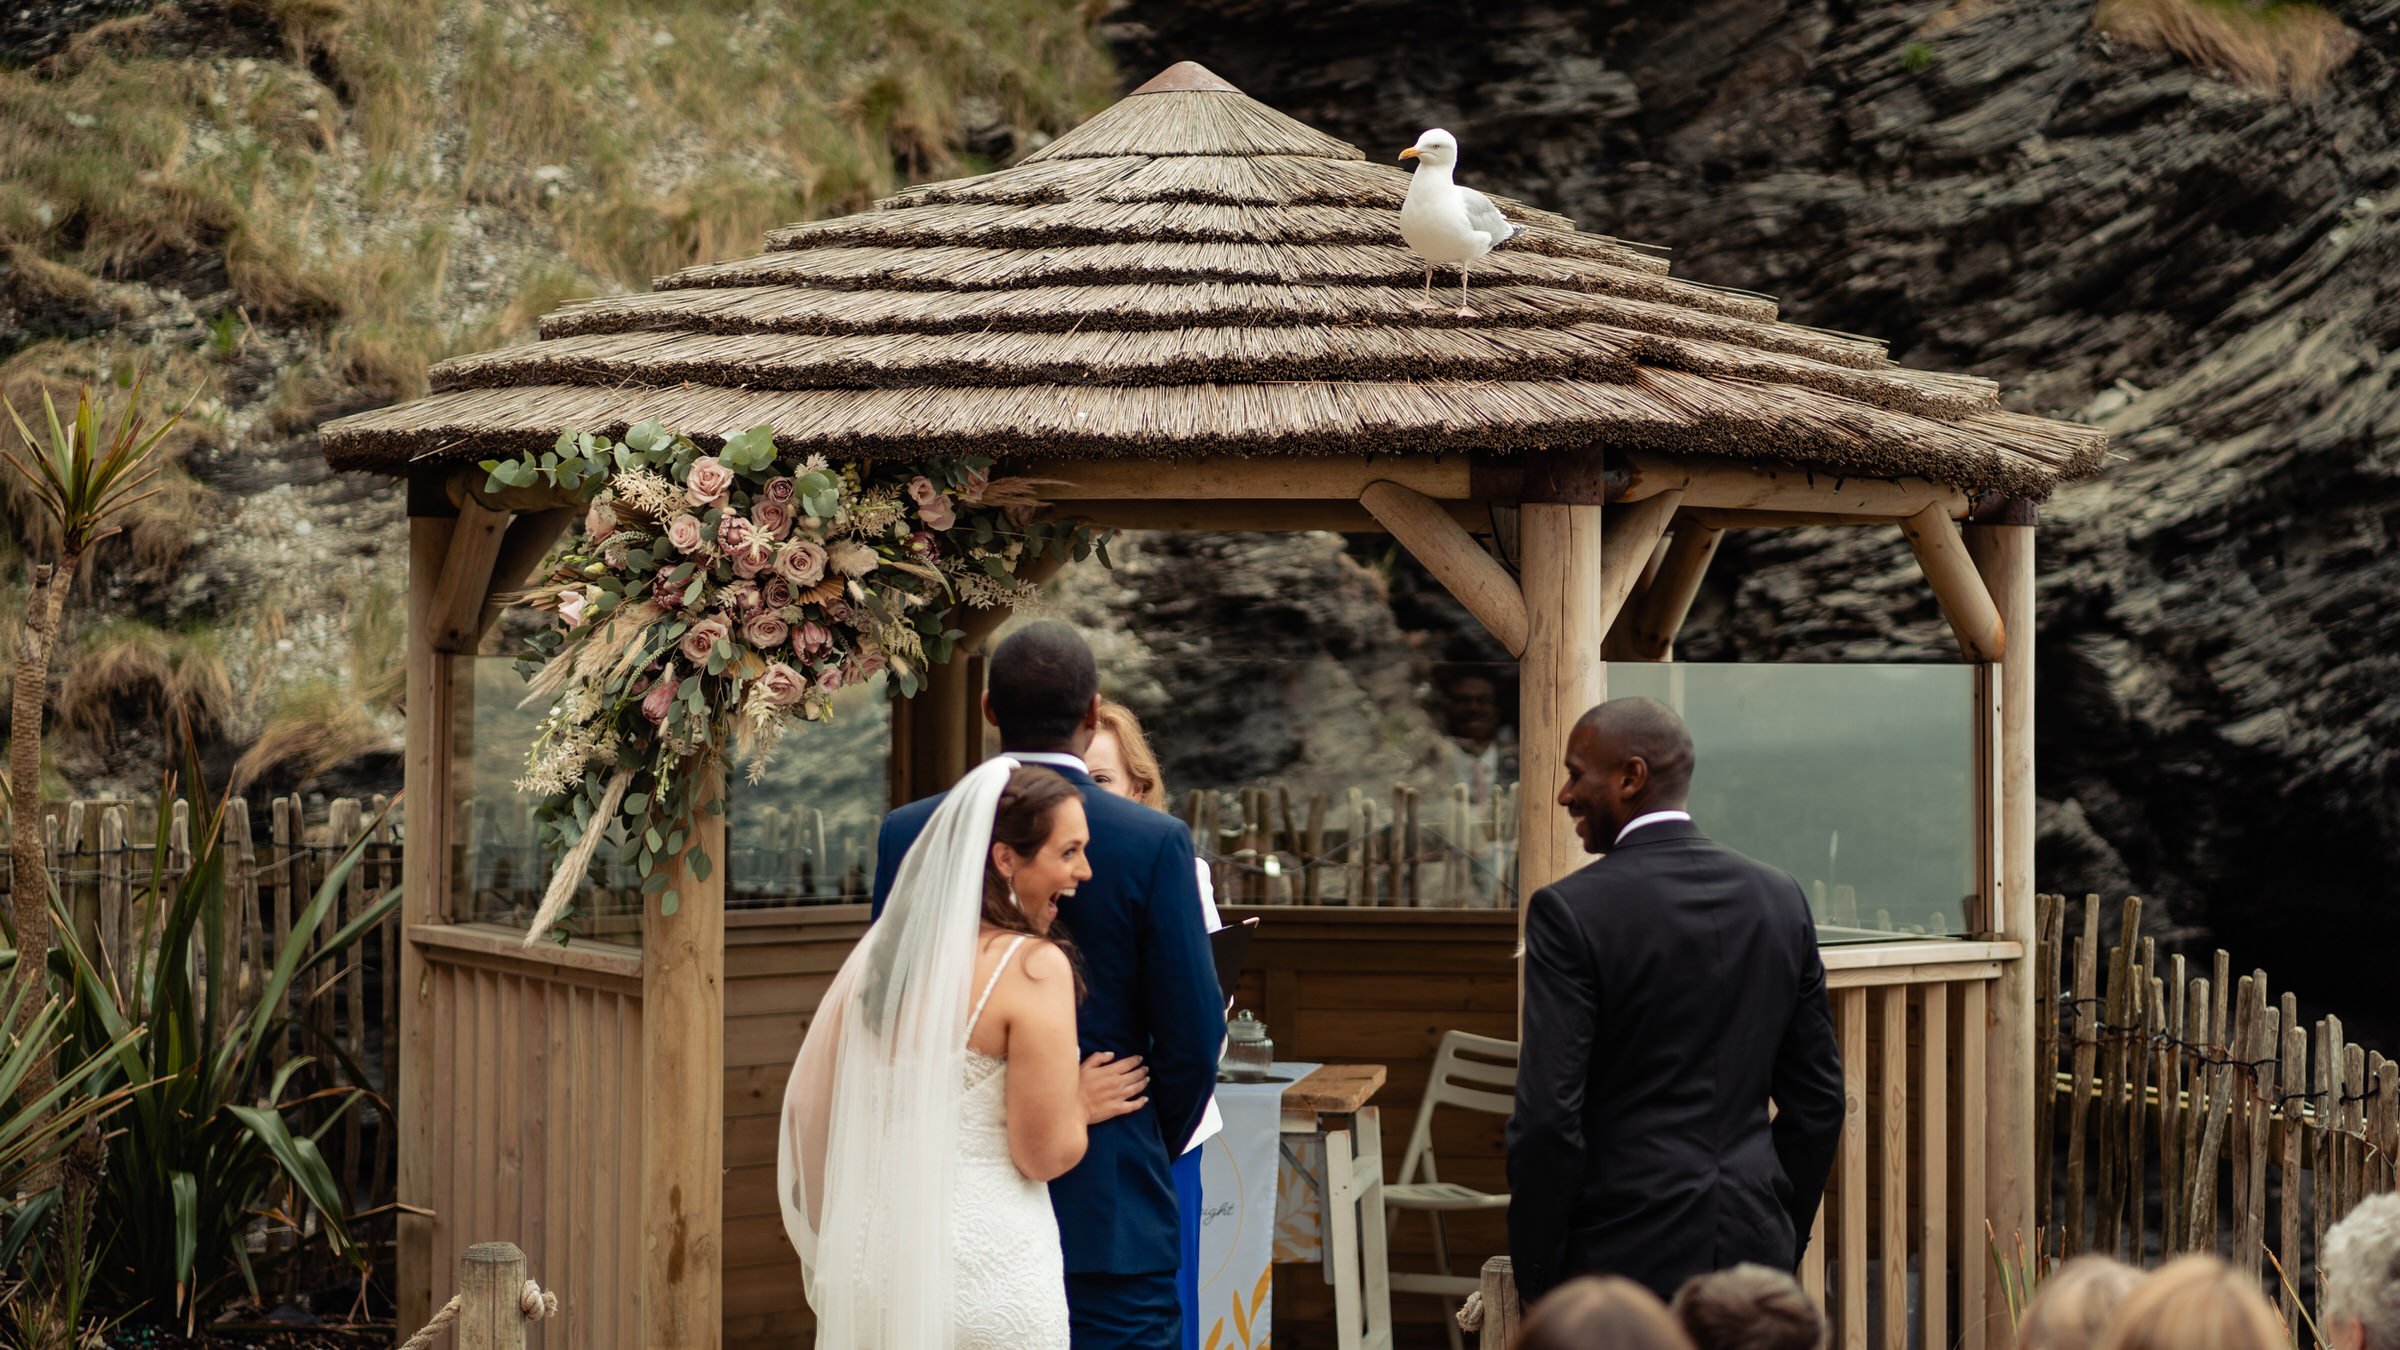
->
<box><xmin>1459</xmin><ymin>188</ymin><xmax>1518</xmax><ymax>246</ymax></box>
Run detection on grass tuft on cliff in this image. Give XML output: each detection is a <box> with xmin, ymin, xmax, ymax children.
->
<box><xmin>2095</xmin><ymin>0</ymin><xmax>2359</xmax><ymax>100</ymax></box>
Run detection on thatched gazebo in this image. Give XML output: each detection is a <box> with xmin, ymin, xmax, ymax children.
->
<box><xmin>325</xmin><ymin>61</ymin><xmax>2102</xmax><ymax>1350</ymax></box>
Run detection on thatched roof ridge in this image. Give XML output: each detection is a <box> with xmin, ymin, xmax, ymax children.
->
<box><xmin>322</xmin><ymin>60</ymin><xmax>2106</xmax><ymax>497</ymax></box>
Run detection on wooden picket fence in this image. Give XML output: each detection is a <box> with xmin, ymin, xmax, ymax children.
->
<box><xmin>2040</xmin><ymin>892</ymin><xmax>2396</xmax><ymax>1327</ymax></box>
<box><xmin>13</xmin><ymin>793</ymin><xmax>406</xmax><ymax>1302</ymax></box>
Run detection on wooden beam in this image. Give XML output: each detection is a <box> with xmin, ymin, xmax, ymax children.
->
<box><xmin>397</xmin><ymin>509</ymin><xmax>458</xmax><ymax>1335</ymax></box>
<box><xmin>1680</xmin><ymin>508</ymin><xmax>1908</xmax><ymax>530</ymax></box>
<box><xmin>1602</xmin><ymin>534</ymin><xmax>1671</xmax><ymax>660</ymax></box>
<box><xmin>1361</xmin><ymin>480</ymin><xmax>1528</xmax><ymax>657</ymax></box>
<box><xmin>1966</xmin><ymin>522</ymin><xmax>2036</xmax><ymax>1343</ymax></box>
<box><xmin>1622</xmin><ymin>522</ymin><xmax>1723</xmax><ymax>661</ymax></box>
<box><xmin>1620</xmin><ymin>455</ymin><xmax>1970</xmax><ymax>519</ymax></box>
<box><xmin>1023</xmin><ymin>454</ymin><xmax>1477</xmax><ymax>501</ymax></box>
<box><xmin>641</xmin><ymin>764</ymin><xmax>726</xmax><ymax>1350</ymax></box>
<box><xmin>472</xmin><ymin>507</ymin><xmax>576</xmax><ymax>644</ymax></box>
<box><xmin>1516</xmin><ymin>502</ymin><xmax>1605</xmax><ymax>913</ymax></box>
<box><xmin>430</xmin><ymin>498</ymin><xmax>512</xmax><ymax>654</ymax></box>
<box><xmin>1903</xmin><ymin>505</ymin><xmax>2006</xmax><ymax>663</ymax></box>
<box><xmin>1050</xmin><ymin>497</ymin><xmax>1491</xmax><ymax>534</ymax></box>
<box><xmin>1598</xmin><ymin>492</ymin><xmax>1681</xmax><ymax>635</ymax></box>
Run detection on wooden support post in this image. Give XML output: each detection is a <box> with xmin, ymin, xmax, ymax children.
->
<box><xmin>1475</xmin><ymin>1256</ymin><xmax>1520</xmax><ymax>1350</ymax></box>
<box><xmin>1622</xmin><ymin>523</ymin><xmax>1723</xmax><ymax>661</ymax></box>
<box><xmin>459</xmin><ymin>1242</ymin><xmax>530</xmax><ymax>1350</ymax></box>
<box><xmin>473</xmin><ymin>507</ymin><xmax>577</xmax><ymax>645</ymax></box>
<box><xmin>1516</xmin><ymin>501</ymin><xmax>1605</xmax><ymax>916</ymax></box>
<box><xmin>1966</xmin><ymin>519</ymin><xmax>2036</xmax><ymax>1337</ymax></box>
<box><xmin>1599</xmin><ymin>492</ymin><xmax>1682</xmax><ymax>635</ymax></box>
<box><xmin>909</xmin><ymin>653</ymin><xmax>979</xmax><ymax>795</ymax></box>
<box><xmin>1905</xmin><ymin>506</ymin><xmax>2006</xmax><ymax>663</ymax></box>
<box><xmin>640</xmin><ymin>762</ymin><xmax>725</xmax><ymax>1350</ymax></box>
<box><xmin>399</xmin><ymin>502</ymin><xmax>460</xmax><ymax>1334</ymax></box>
<box><xmin>432</xmin><ymin>497</ymin><xmax>514</xmax><ymax>654</ymax></box>
<box><xmin>1361</xmin><ymin>480</ymin><xmax>1528</xmax><ymax>656</ymax></box>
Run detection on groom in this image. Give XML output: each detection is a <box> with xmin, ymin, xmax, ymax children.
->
<box><xmin>872</xmin><ymin>622</ymin><xmax>1224</xmax><ymax>1348</ymax></box>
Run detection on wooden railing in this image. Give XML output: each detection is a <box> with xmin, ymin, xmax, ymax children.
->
<box><xmin>2040</xmin><ymin>893</ymin><xmax>2399</xmax><ymax>1326</ymax></box>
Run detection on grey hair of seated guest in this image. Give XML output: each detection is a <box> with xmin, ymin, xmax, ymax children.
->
<box><xmin>2328</xmin><ymin>1194</ymin><xmax>2400</xmax><ymax>1350</ymax></box>
<box><xmin>982</xmin><ymin>620</ymin><xmax>1101</xmax><ymax>755</ymax></box>
<box><xmin>2014</xmin><ymin>1255</ymin><xmax>2142</xmax><ymax>1350</ymax></box>
<box><xmin>1672</xmin><ymin>1263</ymin><xmax>1826</xmax><ymax>1350</ymax></box>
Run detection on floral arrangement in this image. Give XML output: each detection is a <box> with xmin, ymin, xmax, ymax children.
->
<box><xmin>482</xmin><ymin>421</ymin><xmax>1095</xmax><ymax>938</ymax></box>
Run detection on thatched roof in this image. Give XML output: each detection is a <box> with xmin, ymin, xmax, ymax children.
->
<box><xmin>322</xmin><ymin>62</ymin><xmax>2106</xmax><ymax>499</ymax></box>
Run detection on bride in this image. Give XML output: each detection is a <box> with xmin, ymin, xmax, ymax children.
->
<box><xmin>778</xmin><ymin>759</ymin><xmax>1148</xmax><ymax>1348</ymax></box>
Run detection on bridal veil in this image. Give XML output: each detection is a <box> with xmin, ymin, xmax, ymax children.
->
<box><xmin>778</xmin><ymin>756</ymin><xmax>1019</xmax><ymax>1349</ymax></box>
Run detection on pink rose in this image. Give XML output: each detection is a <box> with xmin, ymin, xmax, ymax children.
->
<box><xmin>686</xmin><ymin>456</ymin><xmax>735</xmax><ymax>507</ymax></box>
<box><xmin>557</xmin><ymin>588</ymin><xmax>590</xmax><ymax>628</ymax></box>
<box><xmin>907</xmin><ymin>475</ymin><xmax>942</xmax><ymax>510</ymax></box>
<box><xmin>791</xmin><ymin>621</ymin><xmax>832</xmax><ymax>656</ymax></box>
<box><xmin>762</xmin><ymin>477</ymin><xmax>796</xmax><ymax>505</ymax></box>
<box><xmin>678</xmin><ymin>616</ymin><xmax>731</xmax><ymax>666</ymax></box>
<box><xmin>845</xmin><ymin>648</ymin><xmax>886</xmax><ymax>684</ymax></box>
<box><xmin>760</xmin><ymin>577</ymin><xmax>795</xmax><ymax>613</ymax></box>
<box><xmin>816</xmin><ymin>662</ymin><xmax>846</xmax><ymax>692</ymax></box>
<box><xmin>918</xmin><ymin>494</ymin><xmax>955</xmax><ymax>531</ymax></box>
<box><xmin>584</xmin><ymin>498</ymin><xmax>617</xmax><ymax>541</ymax></box>
<box><xmin>956</xmin><ymin>465</ymin><xmax>991</xmax><ymax>504</ymax></box>
<box><xmin>755</xmin><ymin>661</ymin><xmax>807</xmax><ymax>707</ymax></box>
<box><xmin>774</xmin><ymin>540</ymin><xmax>828</xmax><ymax>587</ymax></box>
<box><xmin>730</xmin><ymin>547</ymin><xmax>767</xmax><ymax>579</ymax></box>
<box><xmin>666</xmin><ymin>513</ymin><xmax>706</xmax><ymax>554</ymax></box>
<box><xmin>640</xmin><ymin>674</ymin><xmax>679</xmax><ymax>723</ymax></box>
<box><xmin>754</xmin><ymin>499</ymin><xmax>795</xmax><ymax>539</ymax></box>
<box><xmin>720</xmin><ymin>580</ymin><xmax>761</xmax><ymax>617</ymax></box>
<box><xmin>743</xmin><ymin>611</ymin><xmax>790</xmax><ymax>649</ymax></box>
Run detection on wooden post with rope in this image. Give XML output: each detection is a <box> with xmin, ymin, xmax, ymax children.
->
<box><xmin>399</xmin><ymin>1242</ymin><xmax>558</xmax><ymax>1350</ymax></box>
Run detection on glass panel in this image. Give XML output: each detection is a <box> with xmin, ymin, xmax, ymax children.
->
<box><xmin>1608</xmin><ymin>662</ymin><xmax>1978</xmax><ymax>942</ymax></box>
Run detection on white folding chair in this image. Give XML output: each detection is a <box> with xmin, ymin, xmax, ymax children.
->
<box><xmin>1383</xmin><ymin>1030</ymin><xmax>1519</xmax><ymax>1350</ymax></box>
<box><xmin>1325</xmin><ymin>1106</ymin><xmax>1394</xmax><ymax>1350</ymax></box>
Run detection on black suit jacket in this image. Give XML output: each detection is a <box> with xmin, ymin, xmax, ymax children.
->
<box><xmin>1505</xmin><ymin>819</ymin><xmax>1845</xmax><ymax>1304</ymax></box>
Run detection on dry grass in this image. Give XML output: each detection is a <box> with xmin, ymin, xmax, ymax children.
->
<box><xmin>2096</xmin><ymin>0</ymin><xmax>2360</xmax><ymax>99</ymax></box>
<box><xmin>231</xmin><ymin>674</ymin><xmax>391</xmax><ymax>788</ymax></box>
<box><xmin>54</xmin><ymin>617</ymin><xmax>236</xmax><ymax>745</ymax></box>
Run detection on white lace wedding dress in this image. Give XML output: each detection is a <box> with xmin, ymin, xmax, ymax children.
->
<box><xmin>953</xmin><ymin>935</ymin><xmax>1071</xmax><ymax>1348</ymax></box>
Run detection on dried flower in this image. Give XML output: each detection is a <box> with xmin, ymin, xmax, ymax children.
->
<box><xmin>584</xmin><ymin>498</ymin><xmax>618</xmax><ymax>540</ymax></box>
<box><xmin>909</xmin><ymin>531</ymin><xmax>938</xmax><ymax>559</ymax></box>
<box><xmin>828</xmin><ymin>540</ymin><xmax>879</xmax><ymax>578</ymax></box>
<box><xmin>775</xmin><ymin>540</ymin><xmax>829</xmax><ymax>586</ymax></box>
<box><xmin>687</xmin><ymin>456</ymin><xmax>735</xmax><ymax>507</ymax></box>
<box><xmin>678</xmin><ymin>617</ymin><xmax>731</xmax><ymax>666</ymax></box>
<box><xmin>641</xmin><ymin>674</ymin><xmax>680</xmax><ymax>723</ymax></box>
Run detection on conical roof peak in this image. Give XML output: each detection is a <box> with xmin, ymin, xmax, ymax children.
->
<box><xmin>1130</xmin><ymin>61</ymin><xmax>1244</xmax><ymax>95</ymax></box>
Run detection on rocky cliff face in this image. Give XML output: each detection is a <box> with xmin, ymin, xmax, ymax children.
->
<box><xmin>1106</xmin><ymin>0</ymin><xmax>2400</xmax><ymax>1020</ymax></box>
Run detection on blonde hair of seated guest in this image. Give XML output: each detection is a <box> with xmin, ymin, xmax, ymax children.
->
<box><xmin>1512</xmin><ymin>1276</ymin><xmax>1696</xmax><ymax>1350</ymax></box>
<box><xmin>1090</xmin><ymin>699</ymin><xmax>1169</xmax><ymax>810</ymax></box>
<box><xmin>2017</xmin><ymin>1255</ymin><xmax>2143</xmax><ymax>1350</ymax></box>
<box><xmin>2091</xmin><ymin>1255</ymin><xmax>2286</xmax><ymax>1350</ymax></box>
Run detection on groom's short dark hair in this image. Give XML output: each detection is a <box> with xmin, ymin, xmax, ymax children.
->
<box><xmin>987</xmin><ymin>621</ymin><xmax>1099</xmax><ymax>751</ymax></box>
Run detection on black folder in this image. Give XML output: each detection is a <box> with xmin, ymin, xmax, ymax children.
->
<box><xmin>1209</xmin><ymin>917</ymin><xmax>1259</xmax><ymax>1004</ymax></box>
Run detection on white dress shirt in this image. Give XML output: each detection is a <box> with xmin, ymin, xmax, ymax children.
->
<box><xmin>1615</xmin><ymin>809</ymin><xmax>1693</xmax><ymax>846</ymax></box>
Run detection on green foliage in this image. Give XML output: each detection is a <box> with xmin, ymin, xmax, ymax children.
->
<box><xmin>1903</xmin><ymin>41</ymin><xmax>1939</xmax><ymax>72</ymax></box>
<box><xmin>0</xmin><ymin>372</ymin><xmax>185</xmax><ymax>560</ymax></box>
<box><xmin>55</xmin><ymin>755</ymin><xmax>397</xmax><ymax>1327</ymax></box>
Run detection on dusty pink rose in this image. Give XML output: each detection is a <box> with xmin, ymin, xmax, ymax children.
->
<box><xmin>666</xmin><ymin>513</ymin><xmax>706</xmax><ymax>554</ymax></box>
<box><xmin>906</xmin><ymin>475</ymin><xmax>942</xmax><ymax>510</ymax></box>
<box><xmin>720</xmin><ymin>580</ymin><xmax>762</xmax><ymax>617</ymax></box>
<box><xmin>1005</xmin><ymin>504</ymin><xmax>1037</xmax><ymax>527</ymax></box>
<box><xmin>678</xmin><ymin>616</ymin><xmax>731</xmax><ymax>666</ymax></box>
<box><xmin>640</xmin><ymin>675</ymin><xmax>679</xmax><ymax>724</ymax></box>
<box><xmin>816</xmin><ymin>662</ymin><xmax>846</xmax><ymax>693</ymax></box>
<box><xmin>790</xmin><ymin>621</ymin><xmax>832</xmax><ymax>656</ymax></box>
<box><xmin>583</xmin><ymin>498</ymin><xmax>617</xmax><ymax>541</ymax></box>
<box><xmin>759</xmin><ymin>577</ymin><xmax>795</xmax><ymax>612</ymax></box>
<box><xmin>742</xmin><ymin>611</ymin><xmax>790</xmax><ymax>649</ymax></box>
<box><xmin>762</xmin><ymin>477</ymin><xmax>796</xmax><ymax>505</ymax></box>
<box><xmin>774</xmin><ymin>540</ymin><xmax>828</xmax><ymax>587</ymax></box>
<box><xmin>844</xmin><ymin>649</ymin><xmax>886</xmax><ymax>685</ymax></box>
<box><xmin>755</xmin><ymin>662</ymin><xmax>807</xmax><ymax>707</ymax></box>
<box><xmin>956</xmin><ymin>465</ymin><xmax>991</xmax><ymax>504</ymax></box>
<box><xmin>754</xmin><ymin>499</ymin><xmax>795</xmax><ymax>539</ymax></box>
<box><xmin>686</xmin><ymin>456</ymin><xmax>735</xmax><ymax>507</ymax></box>
<box><xmin>918</xmin><ymin>494</ymin><xmax>955</xmax><ymax>531</ymax></box>
<box><xmin>730</xmin><ymin>547</ymin><xmax>768</xmax><ymax>579</ymax></box>
<box><xmin>556</xmin><ymin>588</ymin><xmax>590</xmax><ymax>628</ymax></box>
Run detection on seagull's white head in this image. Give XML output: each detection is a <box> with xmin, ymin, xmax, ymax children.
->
<box><xmin>1398</xmin><ymin>128</ymin><xmax>1459</xmax><ymax>169</ymax></box>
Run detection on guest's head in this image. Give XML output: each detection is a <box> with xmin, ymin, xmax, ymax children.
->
<box><xmin>1513</xmin><ymin>1275</ymin><xmax>1696</xmax><ymax>1350</ymax></box>
<box><xmin>1441</xmin><ymin>668</ymin><xmax>1504</xmax><ymax>748</ymax></box>
<box><xmin>1087</xmin><ymin>699</ymin><xmax>1167</xmax><ymax>809</ymax></box>
<box><xmin>1560</xmin><ymin>697</ymin><xmax>1696</xmax><ymax>853</ymax></box>
<box><xmin>2015</xmin><ymin>1256</ymin><xmax>2143</xmax><ymax>1350</ymax></box>
<box><xmin>2090</xmin><ymin>1255</ymin><xmax>2284</xmax><ymax>1350</ymax></box>
<box><xmin>2326</xmin><ymin>1193</ymin><xmax>2400</xmax><ymax>1350</ymax></box>
<box><xmin>983</xmin><ymin>765</ymin><xmax>1091</xmax><ymax>945</ymax></box>
<box><xmin>1671</xmin><ymin>1264</ymin><xmax>1825</xmax><ymax>1350</ymax></box>
<box><xmin>985</xmin><ymin>621</ymin><xmax>1101</xmax><ymax>754</ymax></box>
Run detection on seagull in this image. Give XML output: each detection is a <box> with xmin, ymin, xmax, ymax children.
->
<box><xmin>1398</xmin><ymin>128</ymin><xmax>1518</xmax><ymax>317</ymax></box>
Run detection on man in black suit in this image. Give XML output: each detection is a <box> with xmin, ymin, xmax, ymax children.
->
<box><xmin>1506</xmin><ymin>697</ymin><xmax>1845</xmax><ymax>1305</ymax></box>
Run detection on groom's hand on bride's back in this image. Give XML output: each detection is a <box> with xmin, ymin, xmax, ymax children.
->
<box><xmin>1080</xmin><ymin>1051</ymin><xmax>1150</xmax><ymax>1124</ymax></box>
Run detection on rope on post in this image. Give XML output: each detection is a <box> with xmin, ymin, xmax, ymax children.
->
<box><xmin>1456</xmin><ymin>1289</ymin><xmax>1486</xmax><ymax>1331</ymax></box>
<box><xmin>396</xmin><ymin>1297</ymin><xmax>463</xmax><ymax>1350</ymax></box>
<box><xmin>394</xmin><ymin>1249</ymin><xmax>557</xmax><ymax>1349</ymax></box>
<box><xmin>520</xmin><ymin>1279</ymin><xmax>560</xmax><ymax>1321</ymax></box>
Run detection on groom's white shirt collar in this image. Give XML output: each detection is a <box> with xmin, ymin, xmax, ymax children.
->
<box><xmin>1615</xmin><ymin>810</ymin><xmax>1692</xmax><ymax>845</ymax></box>
<box><xmin>1007</xmin><ymin>751</ymin><xmax>1090</xmax><ymax>775</ymax></box>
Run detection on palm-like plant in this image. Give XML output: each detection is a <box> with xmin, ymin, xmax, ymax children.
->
<box><xmin>2</xmin><ymin>373</ymin><xmax>183</xmax><ymax>1179</ymax></box>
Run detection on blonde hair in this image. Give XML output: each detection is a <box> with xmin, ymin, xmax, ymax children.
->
<box><xmin>1093</xmin><ymin>699</ymin><xmax>1168</xmax><ymax>809</ymax></box>
<box><xmin>2091</xmin><ymin>1256</ymin><xmax>2285</xmax><ymax>1350</ymax></box>
<box><xmin>1513</xmin><ymin>1276</ymin><xmax>1696</xmax><ymax>1350</ymax></box>
<box><xmin>2017</xmin><ymin>1256</ymin><xmax>2144</xmax><ymax>1350</ymax></box>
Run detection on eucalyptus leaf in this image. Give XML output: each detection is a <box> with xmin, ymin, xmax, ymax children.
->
<box><xmin>661</xmin><ymin>890</ymin><xmax>681</xmax><ymax>916</ymax></box>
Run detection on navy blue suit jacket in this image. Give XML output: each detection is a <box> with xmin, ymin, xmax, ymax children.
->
<box><xmin>872</xmin><ymin>762</ymin><xmax>1223</xmax><ymax>1276</ymax></box>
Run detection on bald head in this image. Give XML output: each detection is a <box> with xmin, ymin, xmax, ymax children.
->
<box><xmin>1558</xmin><ymin>698</ymin><xmax>1696</xmax><ymax>853</ymax></box>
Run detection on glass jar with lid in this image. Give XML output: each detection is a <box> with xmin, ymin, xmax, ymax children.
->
<box><xmin>1221</xmin><ymin>1009</ymin><xmax>1274</xmax><ymax>1082</ymax></box>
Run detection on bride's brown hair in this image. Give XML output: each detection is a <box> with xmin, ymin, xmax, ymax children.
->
<box><xmin>981</xmin><ymin>764</ymin><xmax>1087</xmax><ymax>998</ymax></box>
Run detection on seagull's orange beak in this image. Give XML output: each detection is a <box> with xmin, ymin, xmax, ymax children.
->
<box><xmin>1398</xmin><ymin>146</ymin><xmax>1421</xmax><ymax>161</ymax></box>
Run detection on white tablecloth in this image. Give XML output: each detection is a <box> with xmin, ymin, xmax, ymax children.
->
<box><xmin>1197</xmin><ymin>1061</ymin><xmax>1321</xmax><ymax>1349</ymax></box>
